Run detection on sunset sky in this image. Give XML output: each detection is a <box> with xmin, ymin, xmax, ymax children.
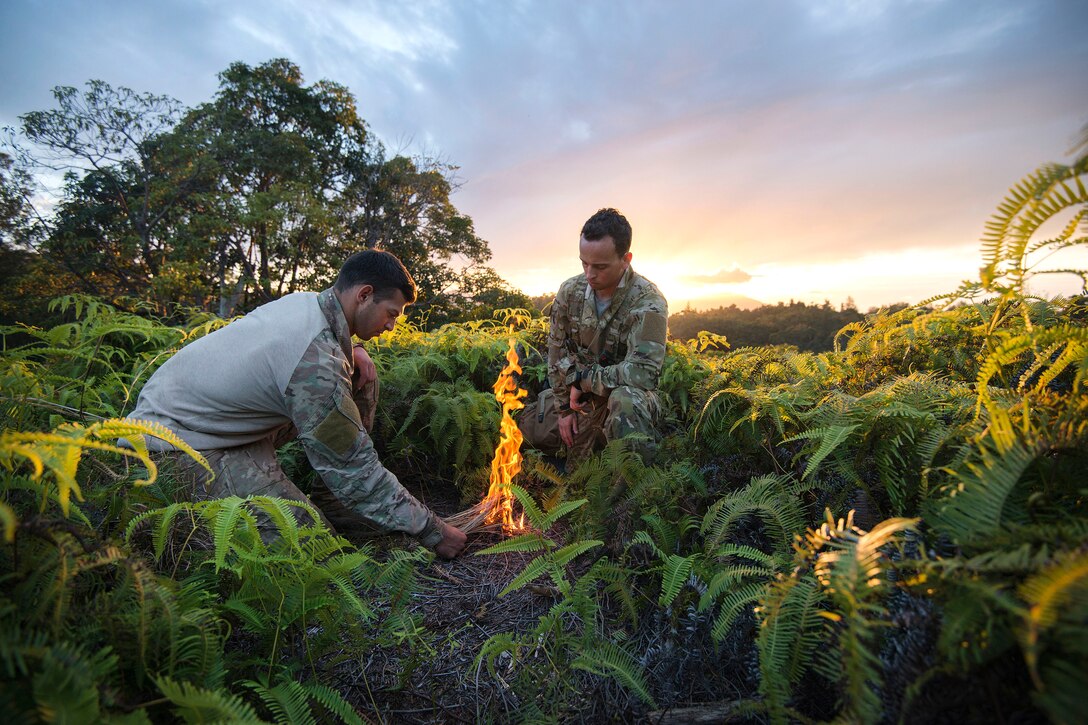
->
<box><xmin>3</xmin><ymin>0</ymin><xmax>1086</xmax><ymax>310</ymax></box>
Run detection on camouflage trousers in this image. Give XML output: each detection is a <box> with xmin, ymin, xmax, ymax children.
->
<box><xmin>156</xmin><ymin>379</ymin><xmax>383</xmax><ymax>541</ymax></box>
<box><xmin>519</xmin><ymin>385</ymin><xmax>661</xmax><ymax>467</ymax></box>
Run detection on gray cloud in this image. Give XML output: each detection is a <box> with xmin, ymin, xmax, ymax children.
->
<box><xmin>2</xmin><ymin>0</ymin><xmax>1086</xmax><ymax>304</ymax></box>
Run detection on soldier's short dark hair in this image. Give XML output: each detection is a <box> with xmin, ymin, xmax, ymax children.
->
<box><xmin>581</xmin><ymin>208</ymin><xmax>633</xmax><ymax>256</ymax></box>
<box><xmin>335</xmin><ymin>249</ymin><xmax>417</xmax><ymax>303</ymax></box>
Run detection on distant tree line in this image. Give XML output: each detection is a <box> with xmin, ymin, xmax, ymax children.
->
<box><xmin>1</xmin><ymin>58</ymin><xmax>530</xmax><ymax>328</ymax></box>
<box><xmin>529</xmin><ymin>293</ymin><xmax>894</xmax><ymax>353</ymax></box>
<box><xmin>667</xmin><ymin>300</ymin><xmax>897</xmax><ymax>352</ymax></box>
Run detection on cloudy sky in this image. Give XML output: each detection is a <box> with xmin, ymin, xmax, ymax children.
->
<box><xmin>3</xmin><ymin>0</ymin><xmax>1087</xmax><ymax>310</ymax></box>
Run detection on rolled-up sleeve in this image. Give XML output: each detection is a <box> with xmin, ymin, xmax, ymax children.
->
<box><xmin>284</xmin><ymin>341</ymin><xmax>441</xmax><ymax>545</ymax></box>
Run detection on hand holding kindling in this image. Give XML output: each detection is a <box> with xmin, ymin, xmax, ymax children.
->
<box><xmin>435</xmin><ymin>523</ymin><xmax>468</xmax><ymax>559</ymax></box>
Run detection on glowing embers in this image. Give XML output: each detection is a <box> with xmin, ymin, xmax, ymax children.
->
<box><xmin>446</xmin><ymin>338</ymin><xmax>527</xmax><ymax>535</ymax></box>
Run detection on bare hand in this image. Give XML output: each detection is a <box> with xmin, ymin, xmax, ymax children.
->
<box><xmin>435</xmin><ymin>523</ymin><xmax>468</xmax><ymax>559</ymax></box>
<box><xmin>558</xmin><ymin>411</ymin><xmax>579</xmax><ymax>448</ymax></box>
<box><xmin>570</xmin><ymin>385</ymin><xmax>586</xmax><ymax>412</ymax></box>
<box><xmin>352</xmin><ymin>345</ymin><xmax>377</xmax><ymax>392</ymax></box>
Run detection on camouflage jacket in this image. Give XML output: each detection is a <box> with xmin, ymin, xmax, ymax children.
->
<box><xmin>547</xmin><ymin>267</ymin><xmax>669</xmax><ymax>410</ymax></box>
<box><xmin>128</xmin><ymin>288</ymin><xmax>443</xmax><ymax>547</ymax></box>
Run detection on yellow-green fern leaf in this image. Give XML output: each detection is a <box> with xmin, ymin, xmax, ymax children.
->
<box><xmin>1018</xmin><ymin>551</ymin><xmax>1088</xmax><ymax>693</ymax></box>
<box><xmin>0</xmin><ymin>501</ymin><xmax>15</xmax><ymax>542</ymax></box>
<box><xmin>107</xmin><ymin>418</ymin><xmax>211</xmax><ymax>482</ymax></box>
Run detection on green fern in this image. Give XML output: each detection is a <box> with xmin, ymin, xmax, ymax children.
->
<box><xmin>657</xmin><ymin>553</ymin><xmax>695</xmax><ymax>608</ymax></box>
<box><xmin>241</xmin><ymin>676</ymin><xmax>362</xmax><ymax>725</ymax></box>
<box><xmin>979</xmin><ymin>155</ymin><xmax>1088</xmax><ymax>297</ymax></box>
<box><xmin>701</xmin><ymin>474</ymin><xmax>806</xmax><ymax>560</ymax></box>
<box><xmin>157</xmin><ymin>676</ymin><xmax>265</xmax><ymax>723</ymax></box>
<box><xmin>928</xmin><ymin>437</ymin><xmax>1039</xmax><ymax>544</ymax></box>
<box><xmin>571</xmin><ymin>638</ymin><xmax>656</xmax><ymax>707</ymax></box>
<box><xmin>783</xmin><ymin>424</ymin><xmax>859</xmax><ymax>480</ymax></box>
<box><xmin>754</xmin><ymin>511</ymin><xmax>917</xmax><ymax>723</ymax></box>
<box><xmin>698</xmin><ymin>544</ymin><xmax>778</xmax><ymax>641</ymax></box>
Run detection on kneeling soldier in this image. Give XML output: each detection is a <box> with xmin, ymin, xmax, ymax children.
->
<box><xmin>520</xmin><ymin>208</ymin><xmax>669</xmax><ymax>466</ymax></box>
<box><xmin>128</xmin><ymin>250</ymin><xmax>467</xmax><ymax>558</ymax></box>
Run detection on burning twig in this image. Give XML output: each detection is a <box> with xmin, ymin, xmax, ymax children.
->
<box><xmin>446</xmin><ymin>338</ymin><xmax>528</xmax><ymax>535</ymax></box>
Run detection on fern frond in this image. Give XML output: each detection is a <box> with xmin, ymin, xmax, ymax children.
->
<box><xmin>538</xmin><ymin>498</ymin><xmax>588</xmax><ymax>531</ymax></box>
<box><xmin>473</xmin><ymin>632</ymin><xmax>520</xmax><ymax>679</ymax></box>
<box><xmin>156</xmin><ymin>676</ymin><xmax>264</xmax><ymax>723</ymax></box>
<box><xmin>658</xmin><ymin>554</ymin><xmax>695</xmax><ymax>607</ymax></box>
<box><xmin>571</xmin><ymin>639</ymin><xmax>656</xmax><ymax>707</ymax></box>
<box><xmin>499</xmin><ymin>556</ymin><xmax>554</xmax><ymax>596</ymax></box>
<box><xmin>756</xmin><ymin>576</ymin><xmax>828</xmax><ymax>715</ymax></box>
<box><xmin>300</xmin><ymin>681</ymin><xmax>363</xmax><ymax>725</ymax></box>
<box><xmin>929</xmin><ymin>438</ymin><xmax>1038</xmax><ymax>544</ymax></box>
<box><xmin>1018</xmin><ymin>550</ymin><xmax>1088</xmax><ymax>693</ymax></box>
<box><xmin>476</xmin><ymin>532</ymin><xmax>552</xmax><ymax>555</ymax></box>
<box><xmin>549</xmin><ymin>540</ymin><xmax>604</xmax><ymax>569</ymax></box>
<box><xmin>509</xmin><ymin>483</ymin><xmax>546</xmax><ymax>529</ymax></box>
<box><xmin>708</xmin><ymin>581</ymin><xmax>769</xmax><ymax>642</ymax></box>
<box><xmin>783</xmin><ymin>424</ymin><xmax>859</xmax><ymax>480</ymax></box>
<box><xmin>243</xmin><ymin>678</ymin><xmax>316</xmax><ymax>725</ymax></box>
<box><xmin>701</xmin><ymin>474</ymin><xmax>805</xmax><ymax>558</ymax></box>
<box><xmin>708</xmin><ymin>543</ymin><xmax>779</xmax><ymax>568</ymax></box>
<box><xmin>211</xmin><ymin>498</ymin><xmax>248</xmax><ymax>571</ymax></box>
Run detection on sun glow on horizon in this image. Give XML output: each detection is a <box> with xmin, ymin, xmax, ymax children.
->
<box><xmin>500</xmin><ymin>243</ymin><xmax>1088</xmax><ymax>314</ymax></box>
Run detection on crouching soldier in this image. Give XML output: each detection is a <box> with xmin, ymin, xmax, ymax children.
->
<box><xmin>519</xmin><ymin>208</ymin><xmax>669</xmax><ymax>467</ymax></box>
<box><xmin>128</xmin><ymin>250</ymin><xmax>467</xmax><ymax>558</ymax></box>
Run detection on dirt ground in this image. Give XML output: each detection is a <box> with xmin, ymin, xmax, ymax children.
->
<box><xmin>332</xmin><ymin>466</ymin><xmax>565</xmax><ymax>724</ymax></box>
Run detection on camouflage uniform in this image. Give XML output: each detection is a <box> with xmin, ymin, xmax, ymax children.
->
<box><xmin>521</xmin><ymin>267</ymin><xmax>668</xmax><ymax>464</ymax></box>
<box><xmin>128</xmin><ymin>288</ymin><xmax>446</xmax><ymax>549</ymax></box>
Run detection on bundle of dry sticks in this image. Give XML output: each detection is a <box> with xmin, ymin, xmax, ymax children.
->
<box><xmin>444</xmin><ymin>501</ymin><xmax>502</xmax><ymax>535</ymax></box>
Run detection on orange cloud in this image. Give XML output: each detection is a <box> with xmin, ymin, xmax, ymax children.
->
<box><xmin>683</xmin><ymin>267</ymin><xmax>753</xmax><ymax>285</ymax></box>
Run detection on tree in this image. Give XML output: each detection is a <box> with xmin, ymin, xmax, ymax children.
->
<box><xmin>419</xmin><ymin>266</ymin><xmax>535</xmax><ymax>327</ymax></box>
<box><xmin>12</xmin><ymin>81</ymin><xmax>209</xmax><ymax>306</ymax></box>
<box><xmin>351</xmin><ymin>153</ymin><xmax>497</xmax><ymax>322</ymax></box>
<box><xmin>0</xmin><ymin>152</ymin><xmax>35</xmax><ymax>249</ymax></box>
<box><xmin>0</xmin><ymin>152</ymin><xmax>69</xmax><ymax>325</ymax></box>
<box><xmin>165</xmin><ymin>59</ymin><xmax>374</xmax><ymax>314</ymax></box>
<box><xmin>170</xmin><ymin>59</ymin><xmax>509</xmax><ymax>320</ymax></box>
<box><xmin>7</xmin><ymin>59</ymin><xmax>527</xmax><ymax>325</ymax></box>
<box><xmin>668</xmin><ymin>301</ymin><xmax>865</xmax><ymax>351</ymax></box>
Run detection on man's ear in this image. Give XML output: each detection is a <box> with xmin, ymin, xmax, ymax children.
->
<box><xmin>356</xmin><ymin>283</ymin><xmax>375</xmax><ymax>303</ymax></box>
<box><xmin>623</xmin><ymin>252</ymin><xmax>633</xmax><ymax>264</ymax></box>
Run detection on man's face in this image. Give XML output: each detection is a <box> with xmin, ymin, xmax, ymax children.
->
<box><xmin>354</xmin><ymin>288</ymin><xmax>408</xmax><ymax>340</ymax></box>
<box><xmin>580</xmin><ymin>235</ymin><xmax>632</xmax><ymax>295</ymax></box>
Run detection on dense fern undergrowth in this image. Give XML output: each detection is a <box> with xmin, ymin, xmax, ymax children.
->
<box><xmin>2</xmin><ymin>157</ymin><xmax>1086</xmax><ymax>723</ymax></box>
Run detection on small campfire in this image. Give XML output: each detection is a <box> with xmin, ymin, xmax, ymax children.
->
<box><xmin>445</xmin><ymin>337</ymin><xmax>528</xmax><ymax>535</ymax></box>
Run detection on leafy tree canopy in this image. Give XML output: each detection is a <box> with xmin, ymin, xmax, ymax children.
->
<box><xmin>5</xmin><ymin>59</ymin><xmax>523</xmax><ymax>325</ymax></box>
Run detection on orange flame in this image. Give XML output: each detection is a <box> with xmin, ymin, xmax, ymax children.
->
<box><xmin>481</xmin><ymin>337</ymin><xmax>529</xmax><ymax>533</ymax></box>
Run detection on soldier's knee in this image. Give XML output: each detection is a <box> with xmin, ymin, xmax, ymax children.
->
<box><xmin>606</xmin><ymin>386</ymin><xmax>654</xmax><ymax>422</ymax></box>
<box><xmin>604</xmin><ymin>386</ymin><xmax>659</xmax><ymax>443</ymax></box>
